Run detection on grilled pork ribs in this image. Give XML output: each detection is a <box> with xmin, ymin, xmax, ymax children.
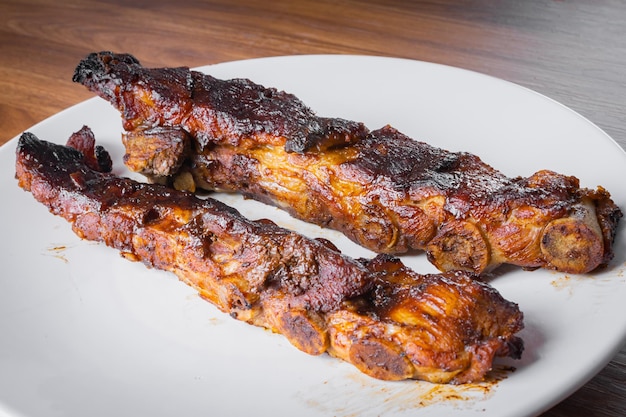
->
<box><xmin>73</xmin><ymin>52</ymin><xmax>622</xmax><ymax>274</ymax></box>
<box><xmin>15</xmin><ymin>128</ymin><xmax>524</xmax><ymax>384</ymax></box>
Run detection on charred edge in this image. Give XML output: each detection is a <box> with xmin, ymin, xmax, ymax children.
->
<box><xmin>17</xmin><ymin>132</ymin><xmax>83</xmax><ymax>165</ymax></box>
<box><xmin>72</xmin><ymin>51</ymin><xmax>140</xmax><ymax>84</ymax></box>
<box><xmin>284</xmin><ymin>118</ymin><xmax>369</xmax><ymax>154</ymax></box>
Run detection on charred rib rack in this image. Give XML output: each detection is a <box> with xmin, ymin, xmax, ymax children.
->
<box><xmin>73</xmin><ymin>51</ymin><xmax>622</xmax><ymax>274</ymax></box>
<box><xmin>15</xmin><ymin>128</ymin><xmax>523</xmax><ymax>384</ymax></box>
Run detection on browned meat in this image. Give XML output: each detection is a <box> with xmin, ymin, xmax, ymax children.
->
<box><xmin>73</xmin><ymin>51</ymin><xmax>623</xmax><ymax>274</ymax></box>
<box><xmin>15</xmin><ymin>128</ymin><xmax>524</xmax><ymax>384</ymax></box>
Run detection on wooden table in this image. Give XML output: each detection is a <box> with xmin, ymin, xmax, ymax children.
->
<box><xmin>1</xmin><ymin>1</ymin><xmax>624</xmax><ymax>415</ymax></box>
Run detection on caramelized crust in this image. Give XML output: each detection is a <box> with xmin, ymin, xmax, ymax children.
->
<box><xmin>73</xmin><ymin>52</ymin><xmax>622</xmax><ymax>274</ymax></box>
<box><xmin>15</xmin><ymin>130</ymin><xmax>523</xmax><ymax>384</ymax></box>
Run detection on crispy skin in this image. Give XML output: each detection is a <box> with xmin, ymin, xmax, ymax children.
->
<box><xmin>73</xmin><ymin>51</ymin><xmax>623</xmax><ymax>274</ymax></box>
<box><xmin>15</xmin><ymin>129</ymin><xmax>524</xmax><ymax>384</ymax></box>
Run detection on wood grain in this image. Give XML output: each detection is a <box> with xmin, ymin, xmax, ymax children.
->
<box><xmin>1</xmin><ymin>1</ymin><xmax>625</xmax><ymax>415</ymax></box>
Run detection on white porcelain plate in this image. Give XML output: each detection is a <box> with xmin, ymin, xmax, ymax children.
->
<box><xmin>1</xmin><ymin>55</ymin><xmax>625</xmax><ymax>417</ymax></box>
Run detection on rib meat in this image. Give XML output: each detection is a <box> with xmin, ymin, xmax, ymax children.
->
<box><xmin>73</xmin><ymin>51</ymin><xmax>623</xmax><ymax>274</ymax></box>
<box><xmin>15</xmin><ymin>128</ymin><xmax>524</xmax><ymax>384</ymax></box>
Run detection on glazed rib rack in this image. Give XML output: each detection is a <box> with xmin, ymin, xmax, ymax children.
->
<box><xmin>72</xmin><ymin>51</ymin><xmax>622</xmax><ymax>275</ymax></box>
<box><xmin>15</xmin><ymin>128</ymin><xmax>524</xmax><ymax>384</ymax></box>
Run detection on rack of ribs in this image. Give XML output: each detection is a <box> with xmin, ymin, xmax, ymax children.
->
<box><xmin>15</xmin><ymin>127</ymin><xmax>523</xmax><ymax>384</ymax></box>
<box><xmin>73</xmin><ymin>51</ymin><xmax>622</xmax><ymax>274</ymax></box>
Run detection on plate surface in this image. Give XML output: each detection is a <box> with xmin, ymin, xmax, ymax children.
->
<box><xmin>1</xmin><ymin>55</ymin><xmax>625</xmax><ymax>417</ymax></box>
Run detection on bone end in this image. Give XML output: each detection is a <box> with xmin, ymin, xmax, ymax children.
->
<box><xmin>426</xmin><ymin>220</ymin><xmax>491</xmax><ymax>274</ymax></box>
<box><xmin>540</xmin><ymin>201</ymin><xmax>605</xmax><ymax>274</ymax></box>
